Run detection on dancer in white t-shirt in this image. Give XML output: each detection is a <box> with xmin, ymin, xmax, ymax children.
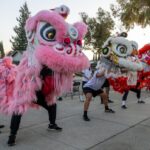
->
<box><xmin>82</xmin><ymin>66</ymin><xmax>115</xmax><ymax>121</ymax></box>
<box><xmin>80</xmin><ymin>67</ymin><xmax>92</xmax><ymax>102</ymax></box>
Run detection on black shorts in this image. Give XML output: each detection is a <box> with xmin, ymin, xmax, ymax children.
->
<box><xmin>83</xmin><ymin>87</ymin><xmax>104</xmax><ymax>97</ymax></box>
<box><xmin>102</xmin><ymin>79</ymin><xmax>110</xmax><ymax>88</ymax></box>
<box><xmin>82</xmin><ymin>81</ymin><xmax>87</xmax><ymax>89</ymax></box>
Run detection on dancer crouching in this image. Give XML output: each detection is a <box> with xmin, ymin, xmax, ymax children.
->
<box><xmin>83</xmin><ymin>66</ymin><xmax>115</xmax><ymax>121</ymax></box>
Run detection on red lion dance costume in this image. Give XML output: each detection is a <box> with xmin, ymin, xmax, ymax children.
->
<box><xmin>0</xmin><ymin>5</ymin><xmax>89</xmax><ymax>146</ymax></box>
<box><xmin>138</xmin><ymin>44</ymin><xmax>150</xmax><ymax>90</ymax></box>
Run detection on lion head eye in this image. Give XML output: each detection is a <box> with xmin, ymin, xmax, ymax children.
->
<box><xmin>40</xmin><ymin>23</ymin><xmax>56</xmax><ymax>42</ymax></box>
<box><xmin>116</xmin><ymin>44</ymin><xmax>127</xmax><ymax>55</ymax></box>
<box><xmin>68</xmin><ymin>26</ymin><xmax>78</xmax><ymax>40</ymax></box>
<box><xmin>101</xmin><ymin>47</ymin><xmax>111</xmax><ymax>57</ymax></box>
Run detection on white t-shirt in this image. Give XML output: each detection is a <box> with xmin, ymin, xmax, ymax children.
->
<box><xmin>84</xmin><ymin>69</ymin><xmax>106</xmax><ymax>90</ymax></box>
<box><xmin>82</xmin><ymin>68</ymin><xmax>92</xmax><ymax>82</ymax></box>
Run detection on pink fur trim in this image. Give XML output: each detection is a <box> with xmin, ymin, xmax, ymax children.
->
<box><xmin>0</xmin><ymin>57</ymin><xmax>16</xmax><ymax>114</ymax></box>
<box><xmin>73</xmin><ymin>22</ymin><xmax>88</xmax><ymax>40</ymax></box>
<box><xmin>7</xmin><ymin>53</ymin><xmax>42</xmax><ymax>114</ymax></box>
<box><xmin>14</xmin><ymin>60</ymin><xmax>41</xmax><ymax>102</ymax></box>
<box><xmin>35</xmin><ymin>45</ymin><xmax>90</xmax><ymax>73</ymax></box>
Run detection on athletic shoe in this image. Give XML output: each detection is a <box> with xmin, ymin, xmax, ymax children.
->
<box><xmin>121</xmin><ymin>105</ymin><xmax>127</xmax><ymax>109</ymax></box>
<box><xmin>138</xmin><ymin>100</ymin><xmax>145</xmax><ymax>104</ymax></box>
<box><xmin>108</xmin><ymin>99</ymin><xmax>114</xmax><ymax>103</ymax></box>
<box><xmin>0</xmin><ymin>125</ymin><xmax>4</xmax><ymax>128</ymax></box>
<box><xmin>57</xmin><ymin>97</ymin><xmax>63</xmax><ymax>101</ymax></box>
<box><xmin>7</xmin><ymin>135</ymin><xmax>16</xmax><ymax>146</ymax></box>
<box><xmin>48</xmin><ymin>124</ymin><xmax>62</xmax><ymax>131</ymax></box>
<box><xmin>83</xmin><ymin>115</ymin><xmax>90</xmax><ymax>121</ymax></box>
<box><xmin>105</xmin><ymin>108</ymin><xmax>115</xmax><ymax>113</ymax></box>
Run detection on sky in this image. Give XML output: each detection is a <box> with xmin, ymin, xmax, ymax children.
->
<box><xmin>0</xmin><ymin>0</ymin><xmax>149</xmax><ymax>57</ymax></box>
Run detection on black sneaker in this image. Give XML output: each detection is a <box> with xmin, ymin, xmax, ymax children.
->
<box><xmin>57</xmin><ymin>97</ymin><xmax>63</xmax><ymax>101</ymax></box>
<box><xmin>48</xmin><ymin>124</ymin><xmax>62</xmax><ymax>131</ymax></box>
<box><xmin>138</xmin><ymin>100</ymin><xmax>145</xmax><ymax>104</ymax></box>
<box><xmin>83</xmin><ymin>115</ymin><xmax>90</xmax><ymax>121</ymax></box>
<box><xmin>7</xmin><ymin>135</ymin><xmax>16</xmax><ymax>146</ymax></box>
<box><xmin>0</xmin><ymin>125</ymin><xmax>4</xmax><ymax>128</ymax></box>
<box><xmin>108</xmin><ymin>99</ymin><xmax>114</xmax><ymax>103</ymax></box>
<box><xmin>121</xmin><ymin>105</ymin><xmax>127</xmax><ymax>109</ymax></box>
<box><xmin>105</xmin><ymin>108</ymin><xmax>115</xmax><ymax>113</ymax></box>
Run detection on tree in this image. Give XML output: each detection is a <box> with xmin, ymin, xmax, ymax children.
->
<box><xmin>10</xmin><ymin>2</ymin><xmax>30</xmax><ymax>51</ymax></box>
<box><xmin>80</xmin><ymin>7</ymin><xmax>114</xmax><ymax>60</ymax></box>
<box><xmin>0</xmin><ymin>41</ymin><xmax>5</xmax><ymax>57</ymax></box>
<box><xmin>111</xmin><ymin>0</ymin><xmax>150</xmax><ymax>29</ymax></box>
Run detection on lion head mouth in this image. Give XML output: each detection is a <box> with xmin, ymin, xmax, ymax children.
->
<box><xmin>53</xmin><ymin>42</ymin><xmax>82</xmax><ymax>57</ymax></box>
<box><xmin>35</xmin><ymin>44</ymin><xmax>89</xmax><ymax>73</ymax></box>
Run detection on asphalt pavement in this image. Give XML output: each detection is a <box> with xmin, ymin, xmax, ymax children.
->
<box><xmin>0</xmin><ymin>88</ymin><xmax>150</xmax><ymax>150</ymax></box>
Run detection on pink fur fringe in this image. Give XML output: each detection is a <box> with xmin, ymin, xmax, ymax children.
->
<box><xmin>0</xmin><ymin>57</ymin><xmax>16</xmax><ymax>114</ymax></box>
<box><xmin>7</xmin><ymin>52</ymin><xmax>42</xmax><ymax>115</ymax></box>
<box><xmin>35</xmin><ymin>45</ymin><xmax>90</xmax><ymax>73</ymax></box>
<box><xmin>73</xmin><ymin>22</ymin><xmax>88</xmax><ymax>40</ymax></box>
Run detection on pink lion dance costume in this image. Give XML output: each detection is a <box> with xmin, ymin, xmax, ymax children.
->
<box><xmin>2</xmin><ymin>5</ymin><xmax>89</xmax><ymax>146</ymax></box>
<box><xmin>138</xmin><ymin>44</ymin><xmax>150</xmax><ymax>90</ymax></box>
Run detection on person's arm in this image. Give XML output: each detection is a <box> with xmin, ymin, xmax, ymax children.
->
<box><xmin>104</xmin><ymin>69</ymin><xmax>117</xmax><ymax>78</ymax></box>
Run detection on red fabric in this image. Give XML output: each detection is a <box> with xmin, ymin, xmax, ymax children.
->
<box><xmin>109</xmin><ymin>77</ymin><xmax>128</xmax><ymax>93</ymax></box>
<box><xmin>109</xmin><ymin>77</ymin><xmax>137</xmax><ymax>94</ymax></box>
<box><xmin>138</xmin><ymin>44</ymin><xmax>150</xmax><ymax>55</ymax></box>
<box><xmin>42</xmin><ymin>76</ymin><xmax>54</xmax><ymax>96</ymax></box>
<box><xmin>138</xmin><ymin>44</ymin><xmax>150</xmax><ymax>65</ymax></box>
<box><xmin>137</xmin><ymin>71</ymin><xmax>150</xmax><ymax>89</ymax></box>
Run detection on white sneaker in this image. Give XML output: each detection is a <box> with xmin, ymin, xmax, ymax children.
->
<box><xmin>79</xmin><ymin>96</ymin><xmax>84</xmax><ymax>102</ymax></box>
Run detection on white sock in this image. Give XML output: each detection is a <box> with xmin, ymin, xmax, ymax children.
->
<box><xmin>138</xmin><ymin>98</ymin><xmax>141</xmax><ymax>102</ymax></box>
<box><xmin>80</xmin><ymin>95</ymin><xmax>83</xmax><ymax>101</ymax></box>
<box><xmin>122</xmin><ymin>101</ymin><xmax>126</xmax><ymax>106</ymax></box>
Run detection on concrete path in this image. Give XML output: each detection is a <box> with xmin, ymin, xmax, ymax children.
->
<box><xmin>0</xmin><ymin>90</ymin><xmax>150</xmax><ymax>150</ymax></box>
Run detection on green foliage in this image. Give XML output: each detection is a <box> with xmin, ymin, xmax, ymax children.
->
<box><xmin>80</xmin><ymin>7</ymin><xmax>114</xmax><ymax>60</ymax></box>
<box><xmin>111</xmin><ymin>0</ymin><xmax>150</xmax><ymax>29</ymax></box>
<box><xmin>0</xmin><ymin>41</ymin><xmax>5</xmax><ymax>58</ymax></box>
<box><xmin>10</xmin><ymin>2</ymin><xmax>30</xmax><ymax>51</ymax></box>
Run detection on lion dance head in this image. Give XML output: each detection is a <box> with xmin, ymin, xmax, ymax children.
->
<box><xmin>0</xmin><ymin>5</ymin><xmax>90</xmax><ymax>114</ymax></box>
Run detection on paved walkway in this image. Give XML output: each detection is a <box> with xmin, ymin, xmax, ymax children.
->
<box><xmin>0</xmin><ymin>90</ymin><xmax>150</xmax><ymax>150</ymax></box>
